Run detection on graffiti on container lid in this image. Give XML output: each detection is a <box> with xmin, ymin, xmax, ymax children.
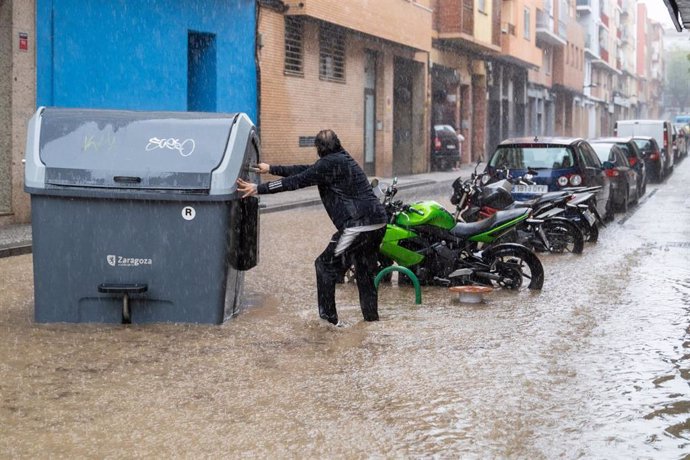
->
<box><xmin>146</xmin><ymin>137</ymin><xmax>196</xmax><ymax>157</ymax></box>
<box><xmin>83</xmin><ymin>132</ymin><xmax>116</xmax><ymax>152</ymax></box>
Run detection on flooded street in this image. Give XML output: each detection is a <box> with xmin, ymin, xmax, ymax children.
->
<box><xmin>2</xmin><ymin>163</ymin><xmax>690</xmax><ymax>458</ymax></box>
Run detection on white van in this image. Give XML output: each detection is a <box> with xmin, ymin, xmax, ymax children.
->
<box><xmin>614</xmin><ymin>119</ymin><xmax>674</xmax><ymax>178</ymax></box>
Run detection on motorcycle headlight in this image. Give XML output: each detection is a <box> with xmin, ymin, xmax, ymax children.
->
<box><xmin>557</xmin><ymin>176</ymin><xmax>569</xmax><ymax>187</ymax></box>
<box><xmin>569</xmin><ymin>174</ymin><xmax>583</xmax><ymax>186</ymax></box>
<box><xmin>481</xmin><ymin>174</ymin><xmax>491</xmax><ymax>185</ymax></box>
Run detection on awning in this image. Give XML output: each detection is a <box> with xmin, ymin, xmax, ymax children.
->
<box><xmin>662</xmin><ymin>0</ymin><xmax>690</xmax><ymax>31</ymax></box>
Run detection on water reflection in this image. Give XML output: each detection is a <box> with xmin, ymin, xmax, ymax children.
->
<box><xmin>1</xmin><ymin>169</ymin><xmax>690</xmax><ymax>457</ymax></box>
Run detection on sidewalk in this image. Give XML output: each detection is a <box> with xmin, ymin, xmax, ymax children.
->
<box><xmin>0</xmin><ymin>164</ymin><xmax>477</xmax><ymax>258</ymax></box>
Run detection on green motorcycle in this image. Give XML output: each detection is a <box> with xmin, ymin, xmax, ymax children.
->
<box><xmin>373</xmin><ymin>178</ymin><xmax>544</xmax><ymax>290</ymax></box>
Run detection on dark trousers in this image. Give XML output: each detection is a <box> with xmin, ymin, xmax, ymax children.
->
<box><xmin>315</xmin><ymin>227</ymin><xmax>386</xmax><ymax>324</ymax></box>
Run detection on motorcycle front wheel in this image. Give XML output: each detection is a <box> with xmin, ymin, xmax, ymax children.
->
<box><xmin>481</xmin><ymin>244</ymin><xmax>545</xmax><ymax>290</ymax></box>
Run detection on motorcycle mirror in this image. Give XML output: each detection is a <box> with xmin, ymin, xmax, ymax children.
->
<box><xmin>370</xmin><ymin>178</ymin><xmax>379</xmax><ymax>189</ymax></box>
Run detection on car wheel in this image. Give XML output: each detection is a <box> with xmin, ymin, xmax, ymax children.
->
<box><xmin>605</xmin><ymin>195</ymin><xmax>614</xmax><ymax>221</ymax></box>
<box><xmin>619</xmin><ymin>188</ymin><xmax>629</xmax><ymax>213</ymax></box>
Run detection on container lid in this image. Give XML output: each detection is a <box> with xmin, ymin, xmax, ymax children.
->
<box><xmin>38</xmin><ymin>108</ymin><xmax>237</xmax><ymax>191</ymax></box>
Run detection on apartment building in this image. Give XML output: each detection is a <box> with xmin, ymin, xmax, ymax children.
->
<box><xmin>636</xmin><ymin>2</ymin><xmax>665</xmax><ymax>118</ymax></box>
<box><xmin>615</xmin><ymin>0</ymin><xmax>637</xmax><ymax>120</ymax></box>
<box><xmin>258</xmin><ymin>0</ymin><xmax>433</xmax><ymax>177</ymax></box>
<box><xmin>431</xmin><ymin>0</ymin><xmax>501</xmax><ymax>163</ymax></box>
<box><xmin>532</xmin><ymin>0</ymin><xmax>587</xmax><ymax>138</ymax></box>
<box><xmin>577</xmin><ymin>0</ymin><xmax>617</xmax><ymax>137</ymax></box>
<box><xmin>485</xmin><ymin>0</ymin><xmax>543</xmax><ymax>153</ymax></box>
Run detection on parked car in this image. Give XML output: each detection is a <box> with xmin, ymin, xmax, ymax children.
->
<box><xmin>431</xmin><ymin>124</ymin><xmax>460</xmax><ymax>171</ymax></box>
<box><xmin>484</xmin><ymin>137</ymin><xmax>612</xmax><ymax>220</ymax></box>
<box><xmin>631</xmin><ymin>136</ymin><xmax>666</xmax><ymax>182</ymax></box>
<box><xmin>614</xmin><ymin>119</ymin><xmax>674</xmax><ymax>178</ymax></box>
<box><xmin>589</xmin><ymin>143</ymin><xmax>638</xmax><ymax>212</ymax></box>
<box><xmin>590</xmin><ymin>137</ymin><xmax>647</xmax><ymax>198</ymax></box>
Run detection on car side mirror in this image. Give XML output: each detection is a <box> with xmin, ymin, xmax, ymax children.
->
<box><xmin>602</xmin><ymin>161</ymin><xmax>615</xmax><ymax>169</ymax></box>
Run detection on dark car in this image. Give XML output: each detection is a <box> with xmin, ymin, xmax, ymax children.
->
<box><xmin>589</xmin><ymin>143</ymin><xmax>638</xmax><ymax>212</ymax></box>
<box><xmin>430</xmin><ymin>124</ymin><xmax>460</xmax><ymax>171</ymax></box>
<box><xmin>590</xmin><ymin>137</ymin><xmax>647</xmax><ymax>198</ymax></box>
<box><xmin>632</xmin><ymin>136</ymin><xmax>665</xmax><ymax>182</ymax></box>
<box><xmin>485</xmin><ymin>137</ymin><xmax>612</xmax><ymax>219</ymax></box>
<box><xmin>615</xmin><ymin>120</ymin><xmax>673</xmax><ymax>180</ymax></box>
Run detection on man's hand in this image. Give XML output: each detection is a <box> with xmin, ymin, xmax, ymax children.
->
<box><xmin>248</xmin><ymin>163</ymin><xmax>270</xmax><ymax>174</ymax></box>
<box><xmin>236</xmin><ymin>178</ymin><xmax>258</xmax><ymax>198</ymax></box>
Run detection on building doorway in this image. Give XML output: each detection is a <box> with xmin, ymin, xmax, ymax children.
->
<box><xmin>393</xmin><ymin>57</ymin><xmax>417</xmax><ymax>176</ymax></box>
<box><xmin>363</xmin><ymin>50</ymin><xmax>377</xmax><ymax>175</ymax></box>
<box><xmin>188</xmin><ymin>31</ymin><xmax>217</xmax><ymax>112</ymax></box>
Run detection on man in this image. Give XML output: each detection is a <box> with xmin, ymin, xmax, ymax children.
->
<box><xmin>236</xmin><ymin>130</ymin><xmax>387</xmax><ymax>325</ymax></box>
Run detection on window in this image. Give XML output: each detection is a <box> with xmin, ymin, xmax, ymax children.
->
<box><xmin>284</xmin><ymin>17</ymin><xmax>303</xmax><ymax>76</ymax></box>
<box><xmin>544</xmin><ymin>47</ymin><xmax>552</xmax><ymax>76</ymax></box>
<box><xmin>319</xmin><ymin>24</ymin><xmax>345</xmax><ymax>83</ymax></box>
<box><xmin>523</xmin><ymin>7</ymin><xmax>531</xmax><ymax>39</ymax></box>
<box><xmin>478</xmin><ymin>0</ymin><xmax>486</xmax><ymax>14</ymax></box>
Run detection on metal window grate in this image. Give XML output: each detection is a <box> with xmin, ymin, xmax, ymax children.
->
<box><xmin>319</xmin><ymin>25</ymin><xmax>345</xmax><ymax>83</ymax></box>
<box><xmin>299</xmin><ymin>136</ymin><xmax>316</xmax><ymax>147</ymax></box>
<box><xmin>284</xmin><ymin>16</ymin><xmax>304</xmax><ymax>76</ymax></box>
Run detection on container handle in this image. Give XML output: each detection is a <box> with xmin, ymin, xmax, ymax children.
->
<box><xmin>98</xmin><ymin>283</ymin><xmax>148</xmax><ymax>324</ymax></box>
<box><xmin>113</xmin><ymin>176</ymin><xmax>142</xmax><ymax>184</ymax></box>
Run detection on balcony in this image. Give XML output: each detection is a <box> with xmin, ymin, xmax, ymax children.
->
<box><xmin>600</xmin><ymin>48</ymin><xmax>609</xmax><ymax>62</ymax></box>
<box><xmin>536</xmin><ymin>8</ymin><xmax>567</xmax><ymax>47</ymax></box>
<box><xmin>434</xmin><ymin>0</ymin><xmax>501</xmax><ymax>54</ymax></box>
<box><xmin>577</xmin><ymin>0</ymin><xmax>593</xmax><ymax>13</ymax></box>
<box><xmin>285</xmin><ymin>0</ymin><xmax>433</xmax><ymax>52</ymax></box>
<box><xmin>600</xmin><ymin>13</ymin><xmax>609</xmax><ymax>28</ymax></box>
<box><xmin>584</xmin><ymin>33</ymin><xmax>599</xmax><ymax>58</ymax></box>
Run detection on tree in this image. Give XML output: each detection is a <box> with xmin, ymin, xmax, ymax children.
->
<box><xmin>665</xmin><ymin>50</ymin><xmax>690</xmax><ymax>111</ymax></box>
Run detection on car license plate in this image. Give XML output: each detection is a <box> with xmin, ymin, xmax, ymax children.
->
<box><xmin>582</xmin><ymin>209</ymin><xmax>596</xmax><ymax>226</ymax></box>
<box><xmin>446</xmin><ymin>144</ymin><xmax>456</xmax><ymax>149</ymax></box>
<box><xmin>513</xmin><ymin>184</ymin><xmax>548</xmax><ymax>194</ymax></box>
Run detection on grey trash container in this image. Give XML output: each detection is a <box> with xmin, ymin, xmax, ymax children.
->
<box><xmin>24</xmin><ymin>107</ymin><xmax>260</xmax><ymax>324</ymax></box>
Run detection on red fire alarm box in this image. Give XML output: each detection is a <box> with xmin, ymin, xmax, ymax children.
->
<box><xmin>19</xmin><ymin>33</ymin><xmax>28</xmax><ymax>51</ymax></box>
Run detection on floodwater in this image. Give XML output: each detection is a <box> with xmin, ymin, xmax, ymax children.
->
<box><xmin>2</xmin><ymin>164</ymin><xmax>690</xmax><ymax>458</ymax></box>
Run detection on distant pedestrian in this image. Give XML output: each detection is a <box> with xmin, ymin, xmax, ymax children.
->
<box><xmin>236</xmin><ymin>129</ymin><xmax>387</xmax><ymax>325</ymax></box>
<box><xmin>454</xmin><ymin>132</ymin><xmax>465</xmax><ymax>171</ymax></box>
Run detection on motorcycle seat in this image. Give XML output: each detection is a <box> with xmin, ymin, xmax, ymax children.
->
<box><xmin>451</xmin><ymin>213</ymin><xmax>498</xmax><ymax>237</ymax></box>
<box><xmin>494</xmin><ymin>208</ymin><xmax>530</xmax><ymax>226</ymax></box>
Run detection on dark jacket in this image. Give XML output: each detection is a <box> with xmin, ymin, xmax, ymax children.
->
<box><xmin>256</xmin><ymin>150</ymin><xmax>387</xmax><ymax>231</ymax></box>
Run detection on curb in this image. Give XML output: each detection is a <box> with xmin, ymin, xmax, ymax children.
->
<box><xmin>0</xmin><ymin>243</ymin><xmax>32</xmax><ymax>259</ymax></box>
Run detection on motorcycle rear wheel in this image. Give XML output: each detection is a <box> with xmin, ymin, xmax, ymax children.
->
<box><xmin>482</xmin><ymin>245</ymin><xmax>545</xmax><ymax>290</ymax></box>
<box><xmin>542</xmin><ymin>219</ymin><xmax>584</xmax><ymax>254</ymax></box>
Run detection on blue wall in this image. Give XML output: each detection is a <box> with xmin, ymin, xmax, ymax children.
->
<box><xmin>37</xmin><ymin>0</ymin><xmax>257</xmax><ymax>122</ymax></box>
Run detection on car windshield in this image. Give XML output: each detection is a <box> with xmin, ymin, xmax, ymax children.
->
<box><xmin>615</xmin><ymin>143</ymin><xmax>633</xmax><ymax>157</ymax></box>
<box><xmin>489</xmin><ymin>146</ymin><xmax>574</xmax><ymax>169</ymax></box>
<box><xmin>590</xmin><ymin>143</ymin><xmax>615</xmax><ymax>162</ymax></box>
<box><xmin>434</xmin><ymin>125</ymin><xmax>456</xmax><ymax>134</ymax></box>
<box><xmin>633</xmin><ymin>139</ymin><xmax>652</xmax><ymax>150</ymax></box>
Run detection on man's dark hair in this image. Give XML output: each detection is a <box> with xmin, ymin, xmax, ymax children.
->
<box><xmin>314</xmin><ymin>129</ymin><xmax>342</xmax><ymax>157</ymax></box>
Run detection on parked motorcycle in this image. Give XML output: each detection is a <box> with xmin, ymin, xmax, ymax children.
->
<box><xmin>369</xmin><ymin>178</ymin><xmax>545</xmax><ymax>290</ymax></box>
<box><xmin>451</xmin><ymin>168</ymin><xmax>585</xmax><ymax>254</ymax></box>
